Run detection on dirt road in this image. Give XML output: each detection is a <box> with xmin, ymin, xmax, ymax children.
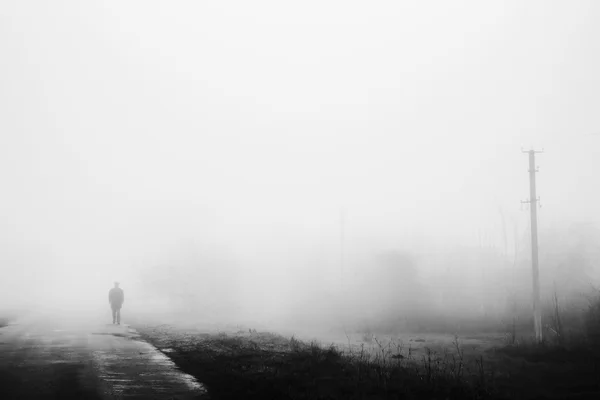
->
<box><xmin>0</xmin><ymin>314</ymin><xmax>209</xmax><ymax>399</ymax></box>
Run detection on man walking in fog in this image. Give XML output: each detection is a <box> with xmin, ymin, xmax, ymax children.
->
<box><xmin>109</xmin><ymin>282</ymin><xmax>124</xmax><ymax>325</ymax></box>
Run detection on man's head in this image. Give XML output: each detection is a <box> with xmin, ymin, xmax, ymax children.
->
<box><xmin>114</xmin><ymin>281</ymin><xmax>120</xmax><ymax>288</ymax></box>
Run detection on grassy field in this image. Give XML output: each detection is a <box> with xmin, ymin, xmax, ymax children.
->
<box><xmin>134</xmin><ymin>324</ymin><xmax>511</xmax><ymax>399</ymax></box>
<box><xmin>134</xmin><ymin>323</ymin><xmax>600</xmax><ymax>400</ymax></box>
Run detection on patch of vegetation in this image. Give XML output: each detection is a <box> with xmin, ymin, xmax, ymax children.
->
<box><xmin>484</xmin><ymin>290</ymin><xmax>600</xmax><ymax>399</ymax></box>
<box><xmin>489</xmin><ymin>340</ymin><xmax>600</xmax><ymax>399</ymax></box>
<box><xmin>136</xmin><ymin>325</ymin><xmax>507</xmax><ymax>400</ymax></box>
<box><xmin>133</xmin><ymin>287</ymin><xmax>600</xmax><ymax>399</ymax></box>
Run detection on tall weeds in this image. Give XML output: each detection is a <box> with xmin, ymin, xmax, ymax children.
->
<box><xmin>338</xmin><ymin>334</ymin><xmax>498</xmax><ymax>398</ymax></box>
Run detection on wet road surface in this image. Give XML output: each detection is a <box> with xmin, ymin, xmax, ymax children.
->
<box><xmin>0</xmin><ymin>314</ymin><xmax>209</xmax><ymax>399</ymax></box>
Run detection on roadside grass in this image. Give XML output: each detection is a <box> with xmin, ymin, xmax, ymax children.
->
<box><xmin>486</xmin><ymin>335</ymin><xmax>600</xmax><ymax>400</ymax></box>
<box><xmin>478</xmin><ymin>289</ymin><xmax>600</xmax><ymax>399</ymax></box>
<box><xmin>135</xmin><ymin>324</ymin><xmax>508</xmax><ymax>400</ymax></box>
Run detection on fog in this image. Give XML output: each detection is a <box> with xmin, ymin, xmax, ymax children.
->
<box><xmin>1</xmin><ymin>1</ymin><xmax>600</xmax><ymax>334</ymax></box>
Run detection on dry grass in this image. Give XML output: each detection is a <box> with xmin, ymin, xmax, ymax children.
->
<box><xmin>135</xmin><ymin>324</ymin><xmax>508</xmax><ymax>400</ymax></box>
<box><xmin>135</xmin><ymin>321</ymin><xmax>600</xmax><ymax>399</ymax></box>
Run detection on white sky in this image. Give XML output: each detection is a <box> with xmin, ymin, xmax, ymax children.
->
<box><xmin>1</xmin><ymin>1</ymin><xmax>600</xmax><ymax>305</ymax></box>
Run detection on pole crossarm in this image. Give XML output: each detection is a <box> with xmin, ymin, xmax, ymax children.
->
<box><xmin>521</xmin><ymin>197</ymin><xmax>541</xmax><ymax>204</ymax></box>
<box><xmin>521</xmin><ymin>147</ymin><xmax>544</xmax><ymax>154</ymax></box>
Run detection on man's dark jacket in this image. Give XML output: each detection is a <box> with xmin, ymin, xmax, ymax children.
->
<box><xmin>109</xmin><ymin>287</ymin><xmax>124</xmax><ymax>308</ymax></box>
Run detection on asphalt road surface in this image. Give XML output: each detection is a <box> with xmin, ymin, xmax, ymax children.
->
<box><xmin>0</xmin><ymin>313</ymin><xmax>209</xmax><ymax>399</ymax></box>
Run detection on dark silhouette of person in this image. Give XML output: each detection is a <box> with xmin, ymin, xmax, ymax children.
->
<box><xmin>109</xmin><ymin>282</ymin><xmax>124</xmax><ymax>325</ymax></box>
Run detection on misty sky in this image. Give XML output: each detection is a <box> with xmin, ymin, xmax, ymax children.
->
<box><xmin>1</xmin><ymin>1</ymin><xmax>600</xmax><ymax>305</ymax></box>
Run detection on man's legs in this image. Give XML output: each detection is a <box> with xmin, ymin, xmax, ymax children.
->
<box><xmin>111</xmin><ymin>306</ymin><xmax>117</xmax><ymax>324</ymax></box>
<box><xmin>116</xmin><ymin>307</ymin><xmax>121</xmax><ymax>324</ymax></box>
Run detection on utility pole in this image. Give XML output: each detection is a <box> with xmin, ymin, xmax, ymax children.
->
<box><xmin>521</xmin><ymin>148</ymin><xmax>543</xmax><ymax>342</ymax></box>
<box><xmin>340</xmin><ymin>208</ymin><xmax>345</xmax><ymax>291</ymax></box>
